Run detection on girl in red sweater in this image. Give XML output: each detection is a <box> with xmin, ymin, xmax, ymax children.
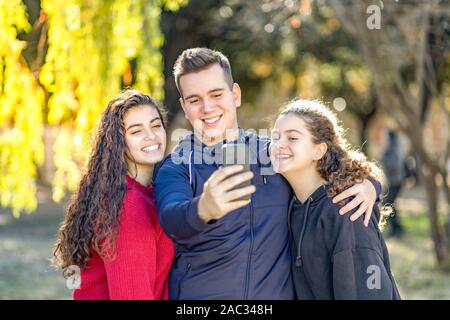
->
<box><xmin>53</xmin><ymin>90</ymin><xmax>174</xmax><ymax>300</ymax></box>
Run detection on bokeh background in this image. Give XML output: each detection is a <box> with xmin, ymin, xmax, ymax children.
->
<box><xmin>1</xmin><ymin>0</ymin><xmax>449</xmax><ymax>299</ymax></box>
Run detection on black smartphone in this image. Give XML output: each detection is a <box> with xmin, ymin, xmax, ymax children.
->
<box><xmin>222</xmin><ymin>143</ymin><xmax>252</xmax><ymax>201</ymax></box>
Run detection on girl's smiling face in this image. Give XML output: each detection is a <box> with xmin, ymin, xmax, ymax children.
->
<box><xmin>123</xmin><ymin>105</ymin><xmax>166</xmax><ymax>170</ymax></box>
<box><xmin>270</xmin><ymin>113</ymin><xmax>327</xmax><ymax>175</ymax></box>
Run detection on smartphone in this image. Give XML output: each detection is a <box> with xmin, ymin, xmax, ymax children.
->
<box><xmin>222</xmin><ymin>143</ymin><xmax>252</xmax><ymax>201</ymax></box>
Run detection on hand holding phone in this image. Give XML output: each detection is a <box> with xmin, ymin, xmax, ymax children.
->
<box><xmin>197</xmin><ymin>144</ymin><xmax>255</xmax><ymax>223</ymax></box>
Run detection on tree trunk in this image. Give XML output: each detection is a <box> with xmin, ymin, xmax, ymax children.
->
<box><xmin>356</xmin><ymin>94</ymin><xmax>376</xmax><ymax>155</ymax></box>
<box><xmin>418</xmin><ymin>160</ymin><xmax>448</xmax><ymax>265</ymax></box>
<box><xmin>441</xmin><ymin>168</ymin><xmax>450</xmax><ymax>263</ymax></box>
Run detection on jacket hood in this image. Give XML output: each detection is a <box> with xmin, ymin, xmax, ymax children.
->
<box><xmin>293</xmin><ymin>184</ymin><xmax>330</xmax><ymax>207</ymax></box>
<box><xmin>170</xmin><ymin>128</ymin><xmax>275</xmax><ymax>184</ymax></box>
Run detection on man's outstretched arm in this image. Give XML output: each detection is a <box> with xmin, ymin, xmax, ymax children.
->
<box><xmin>154</xmin><ymin>156</ymin><xmax>208</xmax><ymax>241</ymax></box>
<box><xmin>154</xmin><ymin>157</ymin><xmax>255</xmax><ymax>241</ymax></box>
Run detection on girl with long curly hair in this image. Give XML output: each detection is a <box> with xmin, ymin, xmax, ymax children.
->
<box><xmin>53</xmin><ymin>90</ymin><xmax>174</xmax><ymax>300</ymax></box>
<box><xmin>270</xmin><ymin>99</ymin><xmax>400</xmax><ymax>299</ymax></box>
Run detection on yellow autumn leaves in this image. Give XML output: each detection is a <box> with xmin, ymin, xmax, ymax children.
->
<box><xmin>0</xmin><ymin>0</ymin><xmax>187</xmax><ymax>217</ymax></box>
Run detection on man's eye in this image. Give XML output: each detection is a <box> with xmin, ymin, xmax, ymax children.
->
<box><xmin>288</xmin><ymin>137</ymin><xmax>298</xmax><ymax>141</ymax></box>
<box><xmin>213</xmin><ymin>94</ymin><xmax>222</xmax><ymax>98</ymax></box>
<box><xmin>131</xmin><ymin>131</ymin><xmax>141</xmax><ymax>135</ymax></box>
<box><xmin>188</xmin><ymin>99</ymin><xmax>199</xmax><ymax>104</ymax></box>
<box><xmin>152</xmin><ymin>124</ymin><xmax>162</xmax><ymax>129</ymax></box>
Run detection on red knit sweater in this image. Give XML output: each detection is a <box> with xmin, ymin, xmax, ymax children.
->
<box><xmin>74</xmin><ymin>176</ymin><xmax>174</xmax><ymax>300</ymax></box>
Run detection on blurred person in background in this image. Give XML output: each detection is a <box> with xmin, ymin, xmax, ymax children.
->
<box><xmin>381</xmin><ymin>130</ymin><xmax>406</xmax><ymax>237</ymax></box>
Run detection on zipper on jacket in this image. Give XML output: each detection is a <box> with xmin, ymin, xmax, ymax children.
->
<box><xmin>287</xmin><ymin>197</ymin><xmax>296</xmax><ymax>243</ymax></box>
<box><xmin>176</xmin><ymin>263</ymin><xmax>191</xmax><ymax>299</ymax></box>
<box><xmin>243</xmin><ymin>197</ymin><xmax>255</xmax><ymax>299</ymax></box>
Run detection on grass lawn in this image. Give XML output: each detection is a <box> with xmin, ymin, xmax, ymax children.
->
<box><xmin>0</xmin><ymin>199</ymin><xmax>71</xmax><ymax>299</ymax></box>
<box><xmin>385</xmin><ymin>196</ymin><xmax>450</xmax><ymax>299</ymax></box>
<box><xmin>0</xmin><ymin>186</ymin><xmax>449</xmax><ymax>299</ymax></box>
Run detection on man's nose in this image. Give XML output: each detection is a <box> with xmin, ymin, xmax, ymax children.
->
<box><xmin>202</xmin><ymin>98</ymin><xmax>215</xmax><ymax>113</ymax></box>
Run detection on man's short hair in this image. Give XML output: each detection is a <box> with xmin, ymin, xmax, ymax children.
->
<box><xmin>173</xmin><ymin>48</ymin><xmax>234</xmax><ymax>96</ymax></box>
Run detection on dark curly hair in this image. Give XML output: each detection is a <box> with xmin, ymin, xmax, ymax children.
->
<box><xmin>53</xmin><ymin>89</ymin><xmax>166</xmax><ymax>272</ymax></box>
<box><xmin>277</xmin><ymin>99</ymin><xmax>384</xmax><ymax>205</ymax></box>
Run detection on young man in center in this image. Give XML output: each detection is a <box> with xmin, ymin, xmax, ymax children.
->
<box><xmin>154</xmin><ymin>48</ymin><xmax>381</xmax><ymax>300</ymax></box>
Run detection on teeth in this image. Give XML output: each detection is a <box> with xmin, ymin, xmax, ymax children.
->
<box><xmin>203</xmin><ymin>116</ymin><xmax>221</xmax><ymax>124</ymax></box>
<box><xmin>277</xmin><ymin>155</ymin><xmax>292</xmax><ymax>159</ymax></box>
<box><xmin>142</xmin><ymin>145</ymin><xmax>159</xmax><ymax>153</ymax></box>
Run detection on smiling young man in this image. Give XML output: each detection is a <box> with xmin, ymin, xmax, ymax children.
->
<box><xmin>154</xmin><ymin>48</ymin><xmax>381</xmax><ymax>300</ymax></box>
<box><xmin>178</xmin><ymin>62</ymin><xmax>241</xmax><ymax>145</ymax></box>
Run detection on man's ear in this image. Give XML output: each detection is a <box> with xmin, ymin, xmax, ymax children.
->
<box><xmin>315</xmin><ymin>143</ymin><xmax>328</xmax><ymax>160</ymax></box>
<box><xmin>232</xmin><ymin>83</ymin><xmax>242</xmax><ymax>108</ymax></box>
<box><xmin>179</xmin><ymin>97</ymin><xmax>189</xmax><ymax>119</ymax></box>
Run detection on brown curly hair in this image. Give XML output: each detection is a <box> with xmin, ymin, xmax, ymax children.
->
<box><xmin>53</xmin><ymin>89</ymin><xmax>166</xmax><ymax>272</ymax></box>
<box><xmin>277</xmin><ymin>99</ymin><xmax>384</xmax><ymax>205</ymax></box>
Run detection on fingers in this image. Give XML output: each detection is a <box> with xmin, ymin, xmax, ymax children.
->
<box><xmin>208</xmin><ymin>165</ymin><xmax>244</xmax><ymax>186</ymax></box>
<box><xmin>333</xmin><ymin>184</ymin><xmax>359</xmax><ymax>204</ymax></box>
<box><xmin>363</xmin><ymin>206</ymin><xmax>372</xmax><ymax>227</ymax></box>
<box><xmin>224</xmin><ymin>199</ymin><xmax>251</xmax><ymax>212</ymax></box>
<box><xmin>224</xmin><ymin>185</ymin><xmax>256</xmax><ymax>202</ymax></box>
<box><xmin>338</xmin><ymin>195</ymin><xmax>362</xmax><ymax>215</ymax></box>
<box><xmin>221</xmin><ymin>171</ymin><xmax>254</xmax><ymax>192</ymax></box>
<box><xmin>349</xmin><ymin>202</ymin><xmax>368</xmax><ymax>222</ymax></box>
<box><xmin>201</xmin><ymin>166</ymin><xmax>254</xmax><ymax>221</ymax></box>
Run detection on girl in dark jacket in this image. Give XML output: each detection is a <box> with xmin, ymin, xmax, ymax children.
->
<box><xmin>270</xmin><ymin>99</ymin><xmax>401</xmax><ymax>300</ymax></box>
